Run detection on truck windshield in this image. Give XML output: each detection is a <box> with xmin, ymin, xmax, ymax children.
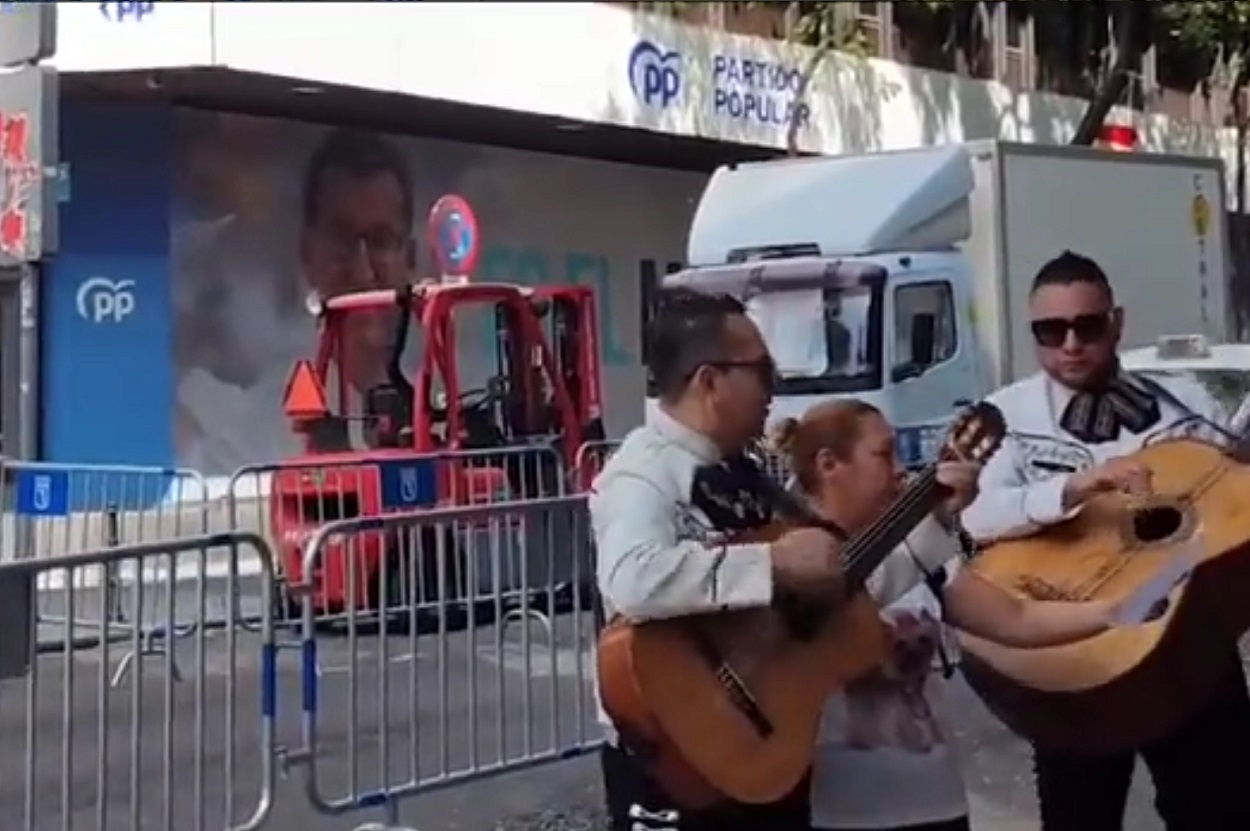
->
<box><xmin>746</xmin><ymin>284</ymin><xmax>882</xmax><ymax>395</ymax></box>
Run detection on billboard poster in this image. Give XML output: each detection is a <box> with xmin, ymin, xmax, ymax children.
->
<box><xmin>170</xmin><ymin>110</ymin><xmax>700</xmax><ymax>476</ymax></box>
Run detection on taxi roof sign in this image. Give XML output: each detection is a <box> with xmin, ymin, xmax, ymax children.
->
<box><xmin>1155</xmin><ymin>334</ymin><xmax>1211</xmax><ymax>360</ymax></box>
<box><xmin>282</xmin><ymin>360</ymin><xmax>328</xmax><ymax>420</ymax></box>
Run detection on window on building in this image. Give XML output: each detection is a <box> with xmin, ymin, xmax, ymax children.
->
<box><xmin>1154</xmin><ymin>32</ymin><xmax>1210</xmax><ymax>122</ymax></box>
<box><xmin>893</xmin><ymin>282</ymin><xmax>957</xmax><ymax>371</ymax></box>
<box><xmin>856</xmin><ymin>1</ymin><xmax>888</xmax><ymax>58</ymax></box>
<box><xmin>1005</xmin><ymin>3</ymin><xmax>1025</xmax><ymax>48</ymax></box>
<box><xmin>1000</xmin><ymin>2</ymin><xmax>1033</xmax><ymax>89</ymax></box>
<box><xmin>893</xmin><ymin>0</ymin><xmax>955</xmax><ymax>73</ymax></box>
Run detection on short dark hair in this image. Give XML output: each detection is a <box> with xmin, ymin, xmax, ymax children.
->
<box><xmin>302</xmin><ymin>129</ymin><xmax>415</xmax><ymax>227</ymax></box>
<box><xmin>1031</xmin><ymin>250</ymin><xmax>1113</xmax><ymax>300</ymax></box>
<box><xmin>646</xmin><ymin>287</ymin><xmax>746</xmax><ymax>399</ymax></box>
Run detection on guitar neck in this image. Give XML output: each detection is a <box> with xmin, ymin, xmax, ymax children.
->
<box><xmin>841</xmin><ymin>468</ymin><xmax>944</xmax><ymax>592</ymax></box>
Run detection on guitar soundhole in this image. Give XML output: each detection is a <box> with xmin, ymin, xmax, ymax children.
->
<box><xmin>774</xmin><ymin>593</ymin><xmax>826</xmax><ymax>641</ymax></box>
<box><xmin>1131</xmin><ymin>505</ymin><xmax>1183</xmax><ymax>544</ymax></box>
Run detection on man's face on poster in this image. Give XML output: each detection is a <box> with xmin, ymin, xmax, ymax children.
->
<box><xmin>300</xmin><ymin>168</ymin><xmax>415</xmax><ymax>387</ymax></box>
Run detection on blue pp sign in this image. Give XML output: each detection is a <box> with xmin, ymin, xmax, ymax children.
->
<box><xmin>628</xmin><ymin>41</ymin><xmax>681</xmax><ymax>108</ymax></box>
<box><xmin>14</xmin><ymin>468</ymin><xmax>69</xmax><ymax>517</ymax></box>
<box><xmin>99</xmin><ymin>2</ymin><xmax>154</xmax><ymax>23</ymax></box>
<box><xmin>377</xmin><ymin>460</ymin><xmax>437</xmax><ymax>511</ymax></box>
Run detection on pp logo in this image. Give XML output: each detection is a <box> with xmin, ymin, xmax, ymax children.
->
<box><xmin>76</xmin><ymin>277</ymin><xmax>135</xmax><ymax>323</ymax></box>
<box><xmin>629</xmin><ymin>40</ymin><xmax>681</xmax><ymax>107</ymax></box>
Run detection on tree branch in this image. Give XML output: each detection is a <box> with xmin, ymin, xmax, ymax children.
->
<box><xmin>1071</xmin><ymin>1</ymin><xmax>1146</xmax><ymax>145</ymax></box>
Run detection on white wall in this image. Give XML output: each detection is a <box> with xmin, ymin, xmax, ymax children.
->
<box><xmin>54</xmin><ymin>3</ymin><xmax>1239</xmax><ymax>203</ymax></box>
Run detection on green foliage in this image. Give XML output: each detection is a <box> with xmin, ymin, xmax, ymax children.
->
<box><xmin>635</xmin><ymin>2</ymin><xmax>870</xmax><ymax>55</ymax></box>
<box><xmin>1160</xmin><ymin>1</ymin><xmax>1250</xmax><ymax>89</ymax></box>
<box><xmin>1163</xmin><ymin>1</ymin><xmax>1250</xmax><ymax>57</ymax></box>
<box><xmin>639</xmin><ymin>1</ymin><xmax>1250</xmax><ymax>84</ymax></box>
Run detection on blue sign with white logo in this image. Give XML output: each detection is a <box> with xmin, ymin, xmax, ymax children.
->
<box><xmin>14</xmin><ymin>469</ymin><xmax>69</xmax><ymax>517</ymax></box>
<box><xmin>377</xmin><ymin>460</ymin><xmax>438</xmax><ymax>511</ymax></box>
<box><xmin>43</xmin><ymin>103</ymin><xmax>173</xmax><ymax>469</ymax></box>
<box><xmin>628</xmin><ymin>39</ymin><xmax>810</xmax><ymax>129</ymax></box>
<box><xmin>629</xmin><ymin>41</ymin><xmax>682</xmax><ymax>108</ymax></box>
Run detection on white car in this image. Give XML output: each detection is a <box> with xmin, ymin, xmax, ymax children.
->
<box><xmin>1121</xmin><ymin>334</ymin><xmax>1250</xmax><ymax>435</ymax></box>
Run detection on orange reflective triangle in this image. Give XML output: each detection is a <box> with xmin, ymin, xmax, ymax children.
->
<box><xmin>282</xmin><ymin>361</ymin><xmax>329</xmax><ymax>420</ymax></box>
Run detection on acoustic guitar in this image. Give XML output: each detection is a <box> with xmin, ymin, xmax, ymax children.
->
<box><xmin>959</xmin><ymin>436</ymin><xmax>1250</xmax><ymax>755</ymax></box>
<box><xmin>596</xmin><ymin>403</ymin><xmax>1006</xmax><ymax>808</ymax></box>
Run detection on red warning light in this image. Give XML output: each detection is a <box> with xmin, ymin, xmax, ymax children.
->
<box><xmin>1096</xmin><ymin>124</ymin><xmax>1138</xmax><ymax>152</ymax></box>
<box><xmin>283</xmin><ymin>361</ymin><xmax>329</xmax><ymax>420</ymax></box>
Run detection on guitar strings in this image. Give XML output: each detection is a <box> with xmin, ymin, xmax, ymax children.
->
<box><xmin>840</xmin><ymin>467</ymin><xmax>941</xmax><ymax>576</ymax></box>
<box><xmin>838</xmin><ymin>425</ymin><xmax>997</xmax><ymax>574</ymax></box>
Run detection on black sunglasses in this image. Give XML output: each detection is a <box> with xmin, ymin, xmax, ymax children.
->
<box><xmin>1030</xmin><ymin>313</ymin><xmax>1112</xmax><ymax>348</ymax></box>
<box><xmin>700</xmin><ymin>357</ymin><xmax>778</xmax><ymax>389</ymax></box>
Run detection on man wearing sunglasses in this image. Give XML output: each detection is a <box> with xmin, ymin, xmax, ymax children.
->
<box><xmin>962</xmin><ymin>251</ymin><xmax>1250</xmax><ymax>830</ymax></box>
<box><xmin>589</xmin><ymin>287</ymin><xmax>843</xmax><ymax>831</ymax></box>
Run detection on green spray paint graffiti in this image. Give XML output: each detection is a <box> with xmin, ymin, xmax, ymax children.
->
<box><xmin>479</xmin><ymin>243</ymin><xmax>636</xmax><ymax>366</ymax></box>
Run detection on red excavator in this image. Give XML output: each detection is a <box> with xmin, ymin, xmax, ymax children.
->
<box><xmin>272</xmin><ymin>195</ymin><xmax>604</xmax><ymax>619</ymax></box>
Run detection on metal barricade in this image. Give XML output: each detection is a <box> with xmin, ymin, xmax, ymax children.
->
<box><xmin>0</xmin><ymin>462</ymin><xmax>211</xmax><ymax>562</ymax></box>
<box><xmin>0</xmin><ymin>531</ymin><xmax>281</xmax><ymax>831</ymax></box>
<box><xmin>225</xmin><ymin>445</ymin><xmax>567</xmax><ymax>634</ymax></box>
<box><xmin>0</xmin><ymin>462</ymin><xmax>215</xmax><ymax>668</ymax></box>
<box><xmin>285</xmin><ymin>496</ymin><xmax>601</xmax><ymax>828</ymax></box>
<box><xmin>572</xmin><ymin>439</ymin><xmax>619</xmax><ymax>490</ymax></box>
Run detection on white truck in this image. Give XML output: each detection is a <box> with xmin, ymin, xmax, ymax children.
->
<box><xmin>662</xmin><ymin>141</ymin><xmax>1231</xmax><ymax>464</ymax></box>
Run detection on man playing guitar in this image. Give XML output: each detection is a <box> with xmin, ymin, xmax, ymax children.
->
<box><xmin>961</xmin><ymin>251</ymin><xmax>1250</xmax><ymax>830</ymax></box>
<box><xmin>589</xmin><ymin>287</ymin><xmax>839</xmax><ymax>831</ymax></box>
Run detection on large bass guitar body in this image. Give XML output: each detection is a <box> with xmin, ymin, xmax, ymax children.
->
<box><xmin>959</xmin><ymin>438</ymin><xmax>1250</xmax><ymax>755</ymax></box>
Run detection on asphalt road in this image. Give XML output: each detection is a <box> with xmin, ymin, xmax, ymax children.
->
<box><xmin>3</xmin><ymin>583</ymin><xmax>1177</xmax><ymax>831</ymax></box>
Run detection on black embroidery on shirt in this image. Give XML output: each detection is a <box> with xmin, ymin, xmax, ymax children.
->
<box><xmin>1058</xmin><ymin>373</ymin><xmax>1161</xmax><ymax>444</ymax></box>
<box><xmin>1013</xmin><ymin>432</ymin><xmax>1096</xmax><ymax>484</ymax></box>
<box><xmin>689</xmin><ymin>455</ymin><xmax>774</xmax><ymax>532</ymax></box>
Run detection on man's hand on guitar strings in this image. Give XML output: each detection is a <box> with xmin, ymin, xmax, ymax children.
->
<box><xmin>1063</xmin><ymin>457</ymin><xmax>1153</xmax><ymax>508</ymax></box>
<box><xmin>769</xmin><ymin>528</ymin><xmax>843</xmax><ymax>598</ymax></box>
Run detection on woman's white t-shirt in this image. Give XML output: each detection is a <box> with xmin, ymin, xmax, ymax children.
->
<box><xmin>809</xmin><ymin>520</ymin><xmax>968</xmax><ymax>830</ymax></box>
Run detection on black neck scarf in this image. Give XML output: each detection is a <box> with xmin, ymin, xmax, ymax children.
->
<box><xmin>1058</xmin><ymin>372</ymin><xmax>1161</xmax><ymax>444</ymax></box>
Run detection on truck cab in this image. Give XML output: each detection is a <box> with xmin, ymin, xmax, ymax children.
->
<box><xmin>660</xmin><ymin>141</ymin><xmax>1230</xmax><ymax>468</ymax></box>
<box><xmin>662</xmin><ymin>146</ymin><xmax>985</xmax><ymax>466</ymax></box>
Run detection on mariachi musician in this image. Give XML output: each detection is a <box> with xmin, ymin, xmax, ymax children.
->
<box><xmin>589</xmin><ymin>287</ymin><xmax>832</xmax><ymax>831</ymax></box>
<box><xmin>961</xmin><ymin>250</ymin><xmax>1250</xmax><ymax>830</ymax></box>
